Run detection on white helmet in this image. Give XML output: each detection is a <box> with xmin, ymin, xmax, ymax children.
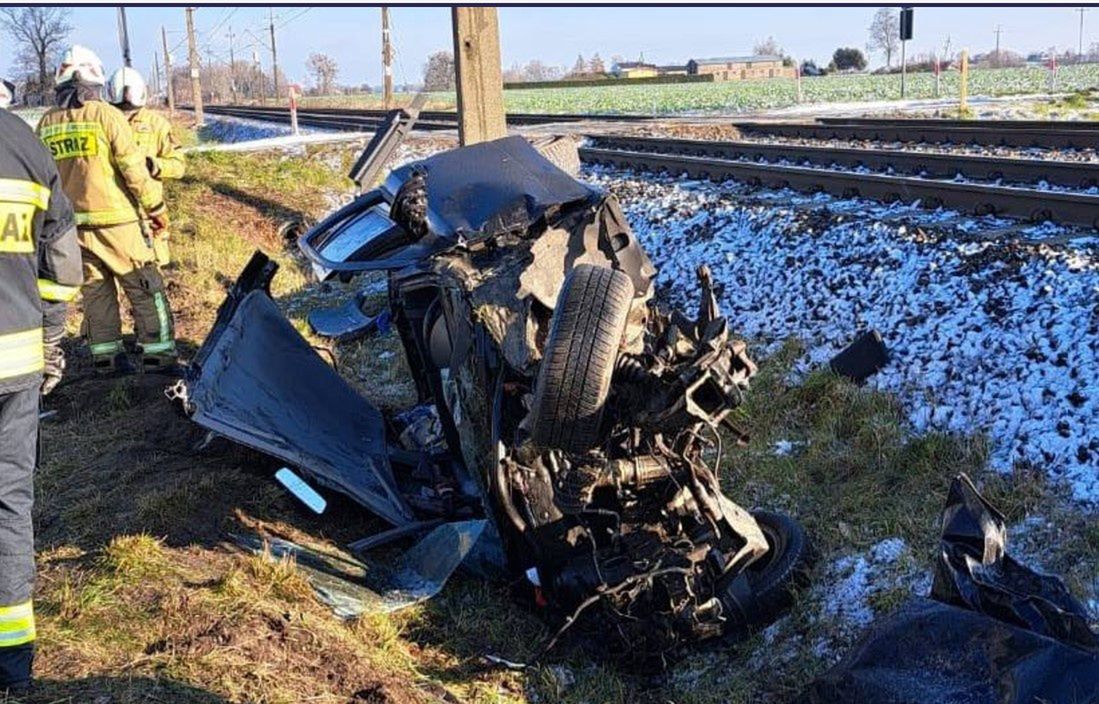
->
<box><xmin>55</xmin><ymin>45</ymin><xmax>106</xmax><ymax>86</ymax></box>
<box><xmin>0</xmin><ymin>79</ymin><xmax>13</xmax><ymax>109</ymax></box>
<box><xmin>107</xmin><ymin>67</ymin><xmax>147</xmax><ymax>107</ymax></box>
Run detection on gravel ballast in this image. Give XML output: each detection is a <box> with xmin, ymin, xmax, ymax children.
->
<box><xmin>582</xmin><ymin>166</ymin><xmax>1099</xmax><ymax>504</ymax></box>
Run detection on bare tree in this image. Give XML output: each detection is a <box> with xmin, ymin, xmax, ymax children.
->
<box><xmin>867</xmin><ymin>7</ymin><xmax>900</xmax><ymax>68</ymax></box>
<box><xmin>306</xmin><ymin>52</ymin><xmax>339</xmax><ymax>94</ymax></box>
<box><xmin>522</xmin><ymin>60</ymin><xmax>560</xmax><ymax>82</ymax></box>
<box><xmin>0</xmin><ymin>7</ymin><xmax>72</xmax><ymax>103</ymax></box>
<box><xmin>753</xmin><ymin>36</ymin><xmax>784</xmax><ymax>57</ymax></box>
<box><xmin>422</xmin><ymin>50</ymin><xmax>455</xmax><ymax>91</ymax></box>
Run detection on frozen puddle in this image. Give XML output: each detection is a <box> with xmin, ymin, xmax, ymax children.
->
<box><xmin>583</xmin><ymin>166</ymin><xmax>1099</xmax><ymax>504</ymax></box>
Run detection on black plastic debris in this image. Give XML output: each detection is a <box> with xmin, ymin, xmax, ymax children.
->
<box><xmin>933</xmin><ymin>473</ymin><xmax>1098</xmax><ymax>651</ymax></box>
<box><xmin>829</xmin><ymin>330</ymin><xmax>889</xmax><ymax>383</ymax></box>
<box><xmin>800</xmin><ymin>474</ymin><xmax>1099</xmax><ymax>704</ymax></box>
<box><xmin>307</xmin><ymin>291</ymin><xmax>382</xmax><ymax>342</ymax></box>
<box><xmin>799</xmin><ymin>598</ymin><xmax>1099</xmax><ymax>704</ymax></box>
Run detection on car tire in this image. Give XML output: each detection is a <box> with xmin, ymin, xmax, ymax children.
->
<box><xmin>529</xmin><ymin>264</ymin><xmax>634</xmax><ymax>453</ymax></box>
<box><xmin>742</xmin><ymin>511</ymin><xmax>814</xmax><ymax>625</ymax></box>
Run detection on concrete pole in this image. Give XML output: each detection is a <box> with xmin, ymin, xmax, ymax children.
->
<box><xmin>269</xmin><ymin>9</ymin><xmax>280</xmax><ymax>100</ymax></box>
<box><xmin>186</xmin><ymin>7</ymin><xmax>204</xmax><ymax>125</ymax></box>
<box><xmin>959</xmin><ymin>49</ymin><xmax>969</xmax><ymax>116</ymax></box>
<box><xmin>1078</xmin><ymin>8</ymin><xmax>1088</xmax><ymax>61</ymax></box>
<box><xmin>162</xmin><ymin>26</ymin><xmax>175</xmax><ymax>115</ymax></box>
<box><xmin>228</xmin><ymin>26</ymin><xmax>237</xmax><ymax>104</ymax></box>
<box><xmin>382</xmin><ymin>7</ymin><xmax>394</xmax><ymax>110</ymax></box>
<box><xmin>451</xmin><ymin>7</ymin><xmax>507</xmax><ymax>146</ymax></box>
<box><xmin>900</xmin><ymin>39</ymin><xmax>907</xmax><ymax>98</ymax></box>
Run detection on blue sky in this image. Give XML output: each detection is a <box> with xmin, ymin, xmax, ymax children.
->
<box><xmin>1</xmin><ymin>5</ymin><xmax>1092</xmax><ymax>88</ymax></box>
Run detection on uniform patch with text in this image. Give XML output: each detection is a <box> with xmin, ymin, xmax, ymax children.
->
<box><xmin>0</xmin><ymin>202</ymin><xmax>35</xmax><ymax>253</ymax></box>
<box><xmin>44</xmin><ymin>130</ymin><xmax>99</xmax><ymax>159</ymax></box>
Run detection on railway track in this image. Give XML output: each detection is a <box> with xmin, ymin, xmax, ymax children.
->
<box><xmin>818</xmin><ymin>116</ymin><xmax>1099</xmax><ymax>131</ymax></box>
<box><xmin>587</xmin><ymin>135</ymin><xmax>1098</xmax><ymax>189</ymax></box>
<box><xmin>199</xmin><ymin>104</ymin><xmax>655</xmax><ymax>130</ymax></box>
<box><xmin>195</xmin><ymin>104</ymin><xmax>1099</xmax><ymax>228</ymax></box>
<box><xmin>733</xmin><ymin>121</ymin><xmax>1099</xmax><ymax>150</ymax></box>
<box><xmin>579</xmin><ymin>145</ymin><xmax>1099</xmax><ymax>230</ymax></box>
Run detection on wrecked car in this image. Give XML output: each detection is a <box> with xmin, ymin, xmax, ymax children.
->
<box><xmin>173</xmin><ymin>132</ymin><xmax>812</xmax><ymax>661</ymax></box>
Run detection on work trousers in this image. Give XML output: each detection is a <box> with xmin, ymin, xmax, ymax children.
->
<box><xmin>78</xmin><ymin>223</ymin><xmax>176</xmax><ymax>362</ymax></box>
<box><xmin>151</xmin><ymin>226</ymin><xmax>171</xmax><ymax>268</ymax></box>
<box><xmin>0</xmin><ymin>387</ymin><xmax>37</xmax><ymax>690</ymax></box>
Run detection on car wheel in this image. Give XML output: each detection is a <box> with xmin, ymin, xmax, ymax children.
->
<box><xmin>529</xmin><ymin>264</ymin><xmax>634</xmax><ymax>453</ymax></box>
<box><xmin>741</xmin><ymin>511</ymin><xmax>814</xmax><ymax>625</ymax></box>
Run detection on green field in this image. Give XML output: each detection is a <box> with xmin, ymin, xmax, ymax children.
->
<box><xmin>302</xmin><ymin>64</ymin><xmax>1099</xmax><ymax>116</ymax></box>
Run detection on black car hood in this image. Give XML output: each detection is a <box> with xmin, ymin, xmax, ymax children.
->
<box><xmin>382</xmin><ymin>135</ymin><xmax>595</xmax><ymax>241</ymax></box>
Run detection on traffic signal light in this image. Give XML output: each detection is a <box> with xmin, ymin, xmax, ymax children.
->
<box><xmin>900</xmin><ymin>7</ymin><xmax>914</xmax><ymax>41</ymax></box>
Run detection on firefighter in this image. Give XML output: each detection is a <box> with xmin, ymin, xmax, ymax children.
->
<box><xmin>0</xmin><ymin>102</ymin><xmax>82</xmax><ymax>694</ymax></box>
<box><xmin>107</xmin><ymin>67</ymin><xmax>185</xmax><ymax>268</ymax></box>
<box><xmin>37</xmin><ymin>46</ymin><xmax>178</xmax><ymax>374</ymax></box>
<box><xmin>0</xmin><ymin>79</ymin><xmax>14</xmax><ymax>110</ymax></box>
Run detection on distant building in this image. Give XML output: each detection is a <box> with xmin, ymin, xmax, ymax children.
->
<box><xmin>687</xmin><ymin>55</ymin><xmax>795</xmax><ymax>81</ymax></box>
<box><xmin>657</xmin><ymin>65</ymin><xmax>689</xmax><ymax>76</ymax></box>
<box><xmin>610</xmin><ymin>61</ymin><xmax>659</xmax><ymax>79</ymax></box>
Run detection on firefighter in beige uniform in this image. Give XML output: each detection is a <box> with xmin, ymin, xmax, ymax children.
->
<box><xmin>107</xmin><ymin>67</ymin><xmax>185</xmax><ymax>268</ymax></box>
<box><xmin>37</xmin><ymin>46</ymin><xmax>177</xmax><ymax>373</ymax></box>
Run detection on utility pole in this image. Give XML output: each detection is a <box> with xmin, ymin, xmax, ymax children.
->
<box><xmin>253</xmin><ymin>49</ymin><xmax>261</xmax><ymax>103</ymax></box>
<box><xmin>186</xmin><ymin>7</ymin><xmax>204</xmax><ymax>125</ymax></box>
<box><xmin>269</xmin><ymin>8</ymin><xmax>280</xmax><ymax>100</ymax></box>
<box><xmin>451</xmin><ymin>7</ymin><xmax>507</xmax><ymax>145</ymax></box>
<box><xmin>994</xmin><ymin>25</ymin><xmax>1003</xmax><ymax>61</ymax></box>
<box><xmin>227</xmin><ymin>26</ymin><xmax>237</xmax><ymax>104</ymax></box>
<box><xmin>382</xmin><ymin>7</ymin><xmax>394</xmax><ymax>109</ymax></box>
<box><xmin>1078</xmin><ymin>8</ymin><xmax>1088</xmax><ymax>60</ymax></box>
<box><xmin>117</xmin><ymin>7</ymin><xmax>132</xmax><ymax>68</ymax></box>
<box><xmin>162</xmin><ymin>26</ymin><xmax>175</xmax><ymax>114</ymax></box>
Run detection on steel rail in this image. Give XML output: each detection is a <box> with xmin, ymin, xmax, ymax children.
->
<box><xmin>198</xmin><ymin>104</ymin><xmax>654</xmax><ymax>126</ymax></box>
<box><xmin>587</xmin><ymin>135</ymin><xmax>1099</xmax><ymax>189</ymax></box>
<box><xmin>579</xmin><ymin>147</ymin><xmax>1099</xmax><ymax>230</ymax></box>
<box><xmin>733</xmin><ymin>121</ymin><xmax>1099</xmax><ymax>150</ymax></box>
<box><xmin>197</xmin><ymin>105</ymin><xmax>457</xmax><ymax>131</ymax></box>
<box><xmin>818</xmin><ymin>116</ymin><xmax>1099</xmax><ymax>131</ymax></box>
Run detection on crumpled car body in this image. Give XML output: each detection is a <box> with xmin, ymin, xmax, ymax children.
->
<box><xmin>180</xmin><ymin>136</ymin><xmax>810</xmax><ymax>661</ymax></box>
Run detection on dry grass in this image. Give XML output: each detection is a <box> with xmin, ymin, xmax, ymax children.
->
<box><xmin>25</xmin><ymin>136</ymin><xmax>1095</xmax><ymax>704</ymax></box>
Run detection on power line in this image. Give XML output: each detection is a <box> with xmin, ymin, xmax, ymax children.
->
<box><xmin>204</xmin><ymin>7</ymin><xmax>238</xmax><ymax>42</ymax></box>
<box><xmin>276</xmin><ymin>7</ymin><xmax>312</xmax><ymax>31</ymax></box>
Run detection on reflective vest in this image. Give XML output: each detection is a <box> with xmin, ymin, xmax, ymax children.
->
<box><xmin>37</xmin><ymin>99</ymin><xmax>164</xmax><ymax>228</ymax></box>
<box><xmin>0</xmin><ymin>110</ymin><xmax>81</xmax><ymax>394</ymax></box>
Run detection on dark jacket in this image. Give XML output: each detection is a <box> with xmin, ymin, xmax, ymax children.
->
<box><xmin>0</xmin><ymin>109</ymin><xmax>82</xmax><ymax>394</ymax></box>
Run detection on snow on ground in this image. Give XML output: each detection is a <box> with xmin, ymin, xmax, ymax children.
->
<box><xmin>807</xmin><ymin>538</ymin><xmax>929</xmax><ymax>660</ymax></box>
<box><xmin>197</xmin><ymin>114</ymin><xmax>304</xmax><ymax>143</ymax></box>
<box><xmin>582</xmin><ymin>166</ymin><xmax>1099</xmax><ymax>504</ymax></box>
<box><xmin>755</xmin><ymin>93</ymin><xmax>1060</xmax><ymax>120</ymax></box>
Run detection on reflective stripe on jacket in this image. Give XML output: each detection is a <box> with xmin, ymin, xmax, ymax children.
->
<box><xmin>1</xmin><ymin>109</ymin><xmax>82</xmax><ymax>393</ymax></box>
<box><xmin>0</xmin><ymin>600</ymin><xmax>35</xmax><ymax>648</ymax></box>
<box><xmin>37</xmin><ymin>100</ymin><xmax>165</xmax><ymax>228</ymax></box>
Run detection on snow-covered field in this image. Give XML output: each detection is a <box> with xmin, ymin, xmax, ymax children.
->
<box><xmin>582</xmin><ymin>166</ymin><xmax>1099</xmax><ymax>504</ymax></box>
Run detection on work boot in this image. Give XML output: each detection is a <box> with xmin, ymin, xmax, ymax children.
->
<box><xmin>104</xmin><ymin>352</ymin><xmax>137</xmax><ymax>376</ymax></box>
<box><xmin>142</xmin><ymin>354</ymin><xmax>184</xmax><ymax>378</ymax></box>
